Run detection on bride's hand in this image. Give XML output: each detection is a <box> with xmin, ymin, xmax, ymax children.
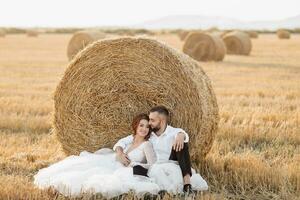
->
<box><xmin>116</xmin><ymin>152</ymin><xmax>131</xmax><ymax>166</ymax></box>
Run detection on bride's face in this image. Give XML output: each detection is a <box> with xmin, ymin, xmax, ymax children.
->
<box><xmin>136</xmin><ymin>119</ymin><xmax>150</xmax><ymax>138</ymax></box>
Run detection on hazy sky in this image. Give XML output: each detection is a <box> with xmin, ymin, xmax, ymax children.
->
<box><xmin>0</xmin><ymin>0</ymin><xmax>299</xmax><ymax>27</ymax></box>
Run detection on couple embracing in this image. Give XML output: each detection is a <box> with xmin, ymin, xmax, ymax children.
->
<box><xmin>34</xmin><ymin>106</ymin><xmax>208</xmax><ymax>198</ymax></box>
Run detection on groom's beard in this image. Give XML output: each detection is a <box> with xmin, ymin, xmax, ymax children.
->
<box><xmin>151</xmin><ymin>126</ymin><xmax>160</xmax><ymax>133</ymax></box>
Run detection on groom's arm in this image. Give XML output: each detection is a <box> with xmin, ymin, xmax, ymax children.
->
<box><xmin>173</xmin><ymin>129</ymin><xmax>189</xmax><ymax>152</ymax></box>
<box><xmin>113</xmin><ymin>134</ymin><xmax>134</xmax><ymax>152</ymax></box>
<box><xmin>175</xmin><ymin>131</ymin><xmax>189</xmax><ymax>143</ymax></box>
<box><xmin>113</xmin><ymin>134</ymin><xmax>134</xmax><ymax>166</ymax></box>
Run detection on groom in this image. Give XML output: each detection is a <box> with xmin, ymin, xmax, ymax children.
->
<box><xmin>113</xmin><ymin>105</ymin><xmax>194</xmax><ymax>195</ymax></box>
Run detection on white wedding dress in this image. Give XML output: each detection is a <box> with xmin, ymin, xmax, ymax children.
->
<box><xmin>34</xmin><ymin>141</ymin><xmax>208</xmax><ymax>198</ymax></box>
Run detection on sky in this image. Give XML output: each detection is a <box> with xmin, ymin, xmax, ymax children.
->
<box><xmin>0</xmin><ymin>0</ymin><xmax>299</xmax><ymax>27</ymax></box>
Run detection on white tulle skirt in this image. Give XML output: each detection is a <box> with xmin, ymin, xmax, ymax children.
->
<box><xmin>149</xmin><ymin>161</ymin><xmax>208</xmax><ymax>194</ymax></box>
<box><xmin>34</xmin><ymin>149</ymin><xmax>208</xmax><ymax>198</ymax></box>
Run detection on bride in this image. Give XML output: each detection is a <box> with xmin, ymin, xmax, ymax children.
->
<box><xmin>34</xmin><ymin>113</ymin><xmax>159</xmax><ymax>198</ymax></box>
<box><xmin>34</xmin><ymin>113</ymin><xmax>208</xmax><ymax>198</ymax></box>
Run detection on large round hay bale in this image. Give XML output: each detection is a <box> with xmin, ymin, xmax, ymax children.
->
<box><xmin>277</xmin><ymin>29</ymin><xmax>290</xmax><ymax>39</ymax></box>
<box><xmin>183</xmin><ymin>32</ymin><xmax>226</xmax><ymax>61</ymax></box>
<box><xmin>67</xmin><ymin>31</ymin><xmax>106</xmax><ymax>60</ymax></box>
<box><xmin>222</xmin><ymin>31</ymin><xmax>252</xmax><ymax>55</ymax></box>
<box><xmin>247</xmin><ymin>31</ymin><xmax>259</xmax><ymax>38</ymax></box>
<box><xmin>27</xmin><ymin>30</ymin><xmax>39</xmax><ymax>37</ymax></box>
<box><xmin>54</xmin><ymin>37</ymin><xmax>219</xmax><ymax>163</ymax></box>
<box><xmin>0</xmin><ymin>29</ymin><xmax>6</xmax><ymax>37</ymax></box>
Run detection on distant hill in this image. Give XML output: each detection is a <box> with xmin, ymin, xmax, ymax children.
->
<box><xmin>134</xmin><ymin>14</ymin><xmax>300</xmax><ymax>30</ymax></box>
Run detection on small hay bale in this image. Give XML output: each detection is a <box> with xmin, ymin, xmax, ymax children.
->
<box><xmin>222</xmin><ymin>31</ymin><xmax>252</xmax><ymax>55</ymax></box>
<box><xmin>0</xmin><ymin>29</ymin><xmax>6</xmax><ymax>37</ymax></box>
<box><xmin>119</xmin><ymin>32</ymin><xmax>135</xmax><ymax>36</ymax></box>
<box><xmin>206</xmin><ymin>27</ymin><xmax>220</xmax><ymax>32</ymax></box>
<box><xmin>210</xmin><ymin>31</ymin><xmax>227</xmax><ymax>38</ymax></box>
<box><xmin>27</xmin><ymin>30</ymin><xmax>39</xmax><ymax>37</ymax></box>
<box><xmin>158</xmin><ymin>30</ymin><xmax>167</xmax><ymax>35</ymax></box>
<box><xmin>277</xmin><ymin>29</ymin><xmax>290</xmax><ymax>39</ymax></box>
<box><xmin>178</xmin><ymin>31</ymin><xmax>190</xmax><ymax>41</ymax></box>
<box><xmin>67</xmin><ymin>31</ymin><xmax>106</xmax><ymax>60</ymax></box>
<box><xmin>54</xmin><ymin>37</ymin><xmax>219</xmax><ymax>163</ymax></box>
<box><xmin>145</xmin><ymin>31</ymin><xmax>155</xmax><ymax>36</ymax></box>
<box><xmin>247</xmin><ymin>31</ymin><xmax>259</xmax><ymax>38</ymax></box>
<box><xmin>183</xmin><ymin>32</ymin><xmax>226</xmax><ymax>61</ymax></box>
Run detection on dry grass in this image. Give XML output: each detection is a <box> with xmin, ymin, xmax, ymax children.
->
<box><xmin>0</xmin><ymin>33</ymin><xmax>299</xmax><ymax>200</ymax></box>
<box><xmin>0</xmin><ymin>29</ymin><xmax>6</xmax><ymax>37</ymax></box>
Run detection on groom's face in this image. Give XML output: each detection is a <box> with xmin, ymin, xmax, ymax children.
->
<box><xmin>149</xmin><ymin>112</ymin><xmax>162</xmax><ymax>133</ymax></box>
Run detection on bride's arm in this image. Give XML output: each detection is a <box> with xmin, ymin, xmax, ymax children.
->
<box><xmin>144</xmin><ymin>141</ymin><xmax>157</xmax><ymax>165</ymax></box>
<box><xmin>129</xmin><ymin>141</ymin><xmax>157</xmax><ymax>169</ymax></box>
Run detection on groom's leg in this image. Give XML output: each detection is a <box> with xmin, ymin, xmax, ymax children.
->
<box><xmin>169</xmin><ymin>143</ymin><xmax>192</xmax><ymax>177</ymax></box>
<box><xmin>133</xmin><ymin>165</ymin><xmax>148</xmax><ymax>177</ymax></box>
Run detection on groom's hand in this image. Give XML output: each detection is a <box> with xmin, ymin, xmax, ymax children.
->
<box><xmin>173</xmin><ymin>132</ymin><xmax>185</xmax><ymax>152</ymax></box>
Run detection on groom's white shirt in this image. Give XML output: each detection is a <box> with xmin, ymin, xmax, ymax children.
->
<box><xmin>113</xmin><ymin>125</ymin><xmax>189</xmax><ymax>163</ymax></box>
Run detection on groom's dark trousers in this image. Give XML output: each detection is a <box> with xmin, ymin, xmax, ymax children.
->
<box><xmin>169</xmin><ymin>142</ymin><xmax>192</xmax><ymax>177</ymax></box>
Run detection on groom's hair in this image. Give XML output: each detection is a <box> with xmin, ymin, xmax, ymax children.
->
<box><xmin>149</xmin><ymin>105</ymin><xmax>169</xmax><ymax>117</ymax></box>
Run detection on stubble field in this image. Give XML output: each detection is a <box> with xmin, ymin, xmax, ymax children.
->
<box><xmin>0</xmin><ymin>33</ymin><xmax>299</xmax><ymax>199</ymax></box>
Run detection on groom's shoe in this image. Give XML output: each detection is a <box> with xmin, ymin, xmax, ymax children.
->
<box><xmin>183</xmin><ymin>184</ymin><xmax>196</xmax><ymax>197</ymax></box>
<box><xmin>158</xmin><ymin>190</ymin><xmax>167</xmax><ymax>198</ymax></box>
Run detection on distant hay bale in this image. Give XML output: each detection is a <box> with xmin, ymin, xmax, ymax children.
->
<box><xmin>67</xmin><ymin>31</ymin><xmax>106</xmax><ymax>60</ymax></box>
<box><xmin>0</xmin><ymin>29</ymin><xmax>6</xmax><ymax>37</ymax></box>
<box><xmin>178</xmin><ymin>31</ymin><xmax>190</xmax><ymax>41</ymax></box>
<box><xmin>120</xmin><ymin>32</ymin><xmax>135</xmax><ymax>36</ymax></box>
<box><xmin>222</xmin><ymin>31</ymin><xmax>252</xmax><ymax>55</ymax></box>
<box><xmin>27</xmin><ymin>30</ymin><xmax>39</xmax><ymax>37</ymax></box>
<box><xmin>146</xmin><ymin>31</ymin><xmax>155</xmax><ymax>36</ymax></box>
<box><xmin>247</xmin><ymin>31</ymin><xmax>259</xmax><ymax>38</ymax></box>
<box><xmin>183</xmin><ymin>32</ymin><xmax>226</xmax><ymax>61</ymax></box>
<box><xmin>158</xmin><ymin>30</ymin><xmax>167</xmax><ymax>35</ymax></box>
<box><xmin>54</xmin><ymin>37</ymin><xmax>219</xmax><ymax>163</ymax></box>
<box><xmin>210</xmin><ymin>31</ymin><xmax>227</xmax><ymax>38</ymax></box>
<box><xmin>113</xmin><ymin>29</ymin><xmax>136</xmax><ymax>36</ymax></box>
<box><xmin>206</xmin><ymin>27</ymin><xmax>220</xmax><ymax>33</ymax></box>
<box><xmin>277</xmin><ymin>29</ymin><xmax>290</xmax><ymax>39</ymax></box>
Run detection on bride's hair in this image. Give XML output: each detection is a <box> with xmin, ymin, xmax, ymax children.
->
<box><xmin>131</xmin><ymin>113</ymin><xmax>152</xmax><ymax>140</ymax></box>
